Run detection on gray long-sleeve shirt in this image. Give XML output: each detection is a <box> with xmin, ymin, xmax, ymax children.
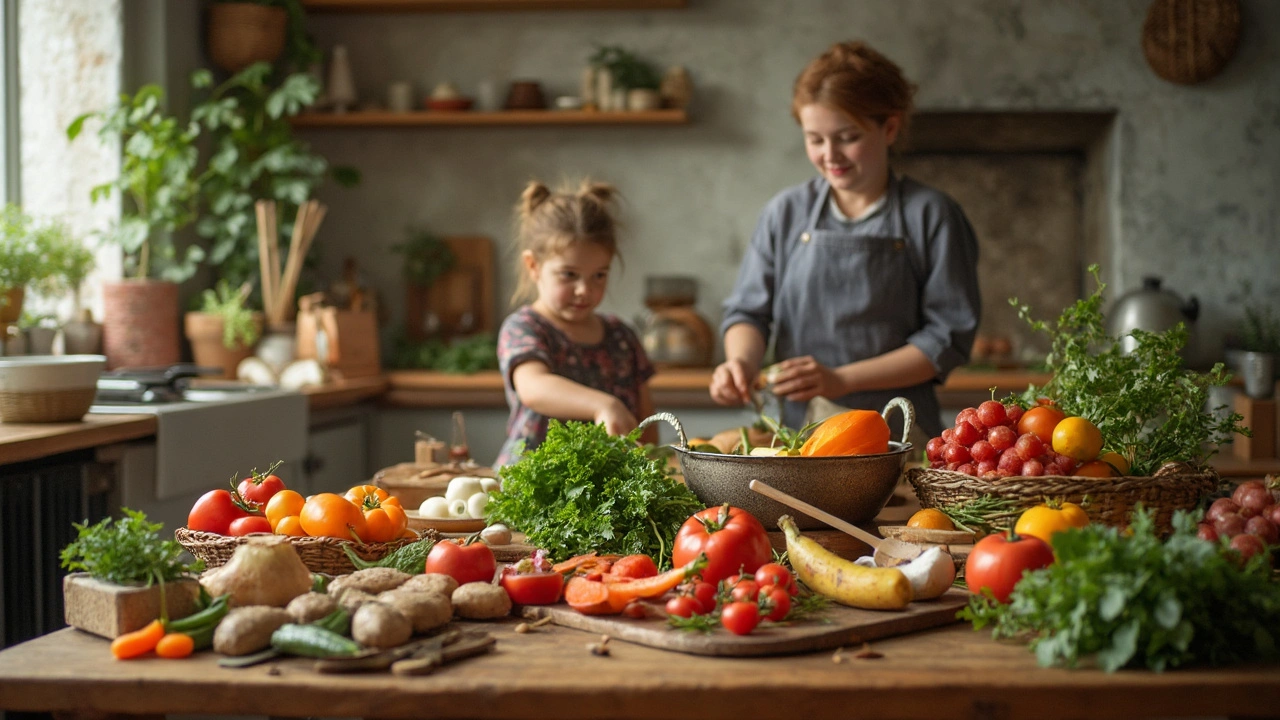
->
<box><xmin>721</xmin><ymin>174</ymin><xmax>981</xmax><ymax>437</ymax></box>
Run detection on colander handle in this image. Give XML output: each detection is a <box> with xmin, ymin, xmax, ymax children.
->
<box><xmin>638</xmin><ymin>411</ymin><xmax>688</xmax><ymax>449</ymax></box>
<box><xmin>881</xmin><ymin>397</ymin><xmax>915</xmax><ymax>444</ymax></box>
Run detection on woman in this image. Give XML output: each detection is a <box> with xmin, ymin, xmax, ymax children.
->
<box><xmin>709</xmin><ymin>40</ymin><xmax>980</xmax><ymax>438</ymax></box>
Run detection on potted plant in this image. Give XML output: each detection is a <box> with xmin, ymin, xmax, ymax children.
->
<box><xmin>42</xmin><ymin>222</ymin><xmax>102</xmax><ymax>355</ymax></box>
<box><xmin>68</xmin><ymin>84</ymin><xmax>205</xmax><ymax>369</ymax></box>
<box><xmin>589</xmin><ymin>45</ymin><xmax>662</xmax><ymax>111</ymax></box>
<box><xmin>0</xmin><ymin>204</ymin><xmax>43</xmax><ymax>330</ymax></box>
<box><xmin>185</xmin><ymin>279</ymin><xmax>264</xmax><ymax>378</ymax></box>
<box><xmin>1237</xmin><ymin>303</ymin><xmax>1280</xmax><ymax>398</ymax></box>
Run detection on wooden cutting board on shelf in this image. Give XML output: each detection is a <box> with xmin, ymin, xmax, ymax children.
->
<box><xmin>521</xmin><ymin>589</ymin><xmax>969</xmax><ymax>657</ymax></box>
<box><xmin>404</xmin><ymin>235</ymin><xmax>495</xmax><ymax>341</ymax></box>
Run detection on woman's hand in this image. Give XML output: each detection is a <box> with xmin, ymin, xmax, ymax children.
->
<box><xmin>769</xmin><ymin>356</ymin><xmax>848</xmax><ymax>402</ymax></box>
<box><xmin>710</xmin><ymin>359</ymin><xmax>756</xmax><ymax>406</ymax></box>
<box><xmin>595</xmin><ymin>399</ymin><xmax>639</xmax><ymax>437</ymax></box>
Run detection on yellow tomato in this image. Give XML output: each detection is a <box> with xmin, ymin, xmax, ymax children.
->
<box><xmin>1014</xmin><ymin>501</ymin><xmax>1090</xmax><ymax>545</ymax></box>
<box><xmin>1073</xmin><ymin>460</ymin><xmax>1116</xmax><ymax>478</ymax></box>
<box><xmin>1051</xmin><ymin>417</ymin><xmax>1104</xmax><ymax>462</ymax></box>
<box><xmin>265</xmin><ymin>489</ymin><xmax>305</xmax><ymax>530</ymax></box>
<box><xmin>1099</xmin><ymin>451</ymin><xmax>1130</xmax><ymax>476</ymax></box>
<box><xmin>907</xmin><ymin>508</ymin><xmax>956</xmax><ymax>531</ymax></box>
<box><xmin>274</xmin><ymin>515</ymin><xmax>306</xmax><ymax>537</ymax></box>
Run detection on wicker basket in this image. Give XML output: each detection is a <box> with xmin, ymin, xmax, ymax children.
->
<box><xmin>0</xmin><ymin>387</ymin><xmax>97</xmax><ymax>423</ymax></box>
<box><xmin>207</xmin><ymin>3</ymin><xmax>287</xmax><ymax>74</ymax></box>
<box><xmin>906</xmin><ymin>465</ymin><xmax>1222</xmax><ymax>534</ymax></box>
<box><xmin>175</xmin><ymin>527</ymin><xmax>438</xmax><ymax>575</ymax></box>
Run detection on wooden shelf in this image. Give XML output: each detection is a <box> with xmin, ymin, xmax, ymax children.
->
<box><xmin>303</xmin><ymin>0</ymin><xmax>686</xmax><ymax>12</ymax></box>
<box><xmin>291</xmin><ymin>109</ymin><xmax>688</xmax><ymax>128</ymax></box>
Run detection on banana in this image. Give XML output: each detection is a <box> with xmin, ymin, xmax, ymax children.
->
<box><xmin>779</xmin><ymin>515</ymin><xmax>913</xmax><ymax>610</ymax></box>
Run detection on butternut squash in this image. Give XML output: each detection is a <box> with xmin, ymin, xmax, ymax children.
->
<box><xmin>799</xmin><ymin>409</ymin><xmax>890</xmax><ymax>457</ymax></box>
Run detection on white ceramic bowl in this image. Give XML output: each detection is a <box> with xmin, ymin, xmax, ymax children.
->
<box><xmin>0</xmin><ymin>355</ymin><xmax>106</xmax><ymax>422</ymax></box>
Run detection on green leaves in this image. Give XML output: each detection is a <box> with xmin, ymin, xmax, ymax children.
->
<box><xmin>961</xmin><ymin>506</ymin><xmax>1280</xmax><ymax>672</ymax></box>
<box><xmin>59</xmin><ymin>509</ymin><xmax>199</xmax><ymax>586</ymax></box>
<box><xmin>487</xmin><ymin>420</ymin><xmax>704</xmax><ymax>566</ymax></box>
<box><xmin>199</xmin><ymin>279</ymin><xmax>261</xmax><ymax>348</ymax></box>
<box><xmin>1010</xmin><ymin>265</ymin><xmax>1248</xmax><ymax>476</ymax></box>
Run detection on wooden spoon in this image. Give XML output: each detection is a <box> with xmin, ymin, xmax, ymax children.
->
<box><xmin>749</xmin><ymin>479</ymin><xmax>922</xmax><ymax>567</ymax></box>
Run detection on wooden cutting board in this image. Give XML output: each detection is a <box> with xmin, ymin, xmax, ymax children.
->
<box><xmin>521</xmin><ymin>589</ymin><xmax>970</xmax><ymax>657</ymax></box>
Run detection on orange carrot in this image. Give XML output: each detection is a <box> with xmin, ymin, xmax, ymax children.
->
<box><xmin>564</xmin><ymin>576</ymin><xmax>613</xmax><ymax>615</ymax></box>
<box><xmin>110</xmin><ymin>619</ymin><xmax>165</xmax><ymax>659</ymax></box>
<box><xmin>553</xmin><ymin>553</ymin><xmax>621</xmax><ymax>576</ymax></box>
<box><xmin>604</xmin><ymin>555</ymin><xmax>706</xmax><ymax>613</ymax></box>
<box><xmin>155</xmin><ymin>632</ymin><xmax>195</xmax><ymax>659</ymax></box>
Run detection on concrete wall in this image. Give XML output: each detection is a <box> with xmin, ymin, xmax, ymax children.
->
<box><xmin>297</xmin><ymin>0</ymin><xmax>1280</xmax><ymax>364</ymax></box>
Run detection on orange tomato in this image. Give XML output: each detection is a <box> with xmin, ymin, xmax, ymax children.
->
<box><xmin>907</xmin><ymin>509</ymin><xmax>956</xmax><ymax>531</ymax></box>
<box><xmin>345</xmin><ymin>484</ymin><xmax>391</xmax><ymax>505</ymax></box>
<box><xmin>1017</xmin><ymin>406</ymin><xmax>1065</xmax><ymax>444</ymax></box>
<box><xmin>1051</xmin><ymin>417</ymin><xmax>1104</xmax><ymax>462</ymax></box>
<box><xmin>356</xmin><ymin>495</ymin><xmax>408</xmax><ymax>542</ymax></box>
<box><xmin>1073</xmin><ymin>460</ymin><xmax>1116</xmax><ymax>478</ymax></box>
<box><xmin>1099</xmin><ymin>451</ymin><xmax>1130</xmax><ymax>476</ymax></box>
<box><xmin>265</xmin><ymin>489</ymin><xmax>305</xmax><ymax>530</ymax></box>
<box><xmin>274</xmin><ymin>515</ymin><xmax>306</xmax><ymax>537</ymax></box>
<box><xmin>300</xmin><ymin>493</ymin><xmax>368</xmax><ymax>541</ymax></box>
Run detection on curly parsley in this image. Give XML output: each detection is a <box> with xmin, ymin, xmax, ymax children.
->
<box><xmin>487</xmin><ymin>420</ymin><xmax>704</xmax><ymax>567</ymax></box>
<box><xmin>60</xmin><ymin>509</ymin><xmax>199</xmax><ymax>586</ymax></box>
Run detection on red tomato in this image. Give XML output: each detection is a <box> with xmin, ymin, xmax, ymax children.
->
<box><xmin>500</xmin><ymin>569</ymin><xmax>564</xmax><ymax>605</ymax></box>
<box><xmin>610</xmin><ymin>555</ymin><xmax>659</xmax><ymax>579</ymax></box>
<box><xmin>672</xmin><ymin>504</ymin><xmax>772</xmax><ymax>586</ymax></box>
<box><xmin>237</xmin><ymin>470</ymin><xmax>286</xmax><ymax>508</ymax></box>
<box><xmin>425</xmin><ymin>538</ymin><xmax>497</xmax><ymax>586</ymax></box>
<box><xmin>720</xmin><ymin>601</ymin><xmax>760</xmax><ymax>635</ymax></box>
<box><xmin>227</xmin><ymin>516</ymin><xmax>272</xmax><ymax>536</ymax></box>
<box><xmin>729</xmin><ymin>579</ymin><xmax>759</xmax><ymax>603</ymax></box>
<box><xmin>753</xmin><ymin>563</ymin><xmax>796</xmax><ymax>595</ymax></box>
<box><xmin>187</xmin><ymin>489</ymin><xmax>251</xmax><ymax>535</ymax></box>
<box><xmin>689</xmin><ymin>581</ymin><xmax>718</xmax><ymax>614</ymax></box>
<box><xmin>964</xmin><ymin>532</ymin><xmax>1055</xmax><ymax>603</ymax></box>
<box><xmin>665</xmin><ymin>595</ymin><xmax>700</xmax><ymax>619</ymax></box>
<box><xmin>759</xmin><ymin>585</ymin><xmax>791</xmax><ymax>622</ymax></box>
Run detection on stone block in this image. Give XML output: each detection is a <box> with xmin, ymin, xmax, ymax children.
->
<box><xmin>62</xmin><ymin>573</ymin><xmax>201</xmax><ymax>639</ymax></box>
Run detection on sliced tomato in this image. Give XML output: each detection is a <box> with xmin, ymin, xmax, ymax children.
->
<box><xmin>500</xmin><ymin>570</ymin><xmax>564</xmax><ymax>605</ymax></box>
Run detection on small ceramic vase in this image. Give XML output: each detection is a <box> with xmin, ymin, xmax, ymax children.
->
<box><xmin>327</xmin><ymin>45</ymin><xmax>357</xmax><ymax>114</ymax></box>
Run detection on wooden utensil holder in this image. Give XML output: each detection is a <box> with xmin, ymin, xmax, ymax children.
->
<box><xmin>296</xmin><ymin>295</ymin><xmax>381</xmax><ymax>379</ymax></box>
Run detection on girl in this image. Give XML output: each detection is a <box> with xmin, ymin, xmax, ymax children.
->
<box><xmin>710</xmin><ymin>40</ymin><xmax>981</xmax><ymax>437</ymax></box>
<box><xmin>495</xmin><ymin>179</ymin><xmax>657</xmax><ymax>467</ymax></box>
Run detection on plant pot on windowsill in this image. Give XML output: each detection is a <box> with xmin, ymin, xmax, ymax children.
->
<box><xmin>62</xmin><ymin>573</ymin><xmax>201</xmax><ymax>639</ymax></box>
<box><xmin>102</xmin><ymin>279</ymin><xmax>181</xmax><ymax>370</ymax></box>
<box><xmin>185</xmin><ymin>310</ymin><xmax>264</xmax><ymax>379</ymax></box>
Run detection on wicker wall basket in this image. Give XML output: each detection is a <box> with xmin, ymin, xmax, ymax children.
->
<box><xmin>906</xmin><ymin>465</ymin><xmax>1222</xmax><ymax>534</ymax></box>
<box><xmin>207</xmin><ymin>3</ymin><xmax>288</xmax><ymax>74</ymax></box>
<box><xmin>175</xmin><ymin>527</ymin><xmax>438</xmax><ymax>576</ymax></box>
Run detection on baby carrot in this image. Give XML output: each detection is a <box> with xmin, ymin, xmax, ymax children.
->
<box><xmin>110</xmin><ymin>619</ymin><xmax>165</xmax><ymax>659</ymax></box>
<box><xmin>155</xmin><ymin>632</ymin><xmax>195</xmax><ymax>659</ymax></box>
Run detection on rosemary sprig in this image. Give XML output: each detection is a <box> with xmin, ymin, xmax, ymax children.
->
<box><xmin>939</xmin><ymin>495</ymin><xmax>1024</xmax><ymax>535</ymax></box>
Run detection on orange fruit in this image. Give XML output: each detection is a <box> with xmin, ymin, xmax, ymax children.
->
<box><xmin>1018</xmin><ymin>406</ymin><xmax>1065</xmax><ymax>444</ymax></box>
<box><xmin>1051</xmin><ymin>417</ymin><xmax>1104</xmax><ymax>462</ymax></box>
<box><xmin>265</xmin><ymin>489</ymin><xmax>305</xmax><ymax>530</ymax></box>
<box><xmin>1073</xmin><ymin>460</ymin><xmax>1116</xmax><ymax>478</ymax></box>
<box><xmin>907</xmin><ymin>508</ymin><xmax>956</xmax><ymax>531</ymax></box>
<box><xmin>1099</xmin><ymin>451</ymin><xmax>1130</xmax><ymax>476</ymax></box>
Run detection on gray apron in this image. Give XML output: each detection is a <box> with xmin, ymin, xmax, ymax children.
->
<box><xmin>772</xmin><ymin>181</ymin><xmax>944</xmax><ymax>437</ymax></box>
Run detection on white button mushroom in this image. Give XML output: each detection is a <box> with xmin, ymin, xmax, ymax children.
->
<box><xmin>466</xmin><ymin>491</ymin><xmax>489</xmax><ymax>519</ymax></box>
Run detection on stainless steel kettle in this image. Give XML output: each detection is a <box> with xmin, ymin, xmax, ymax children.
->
<box><xmin>1107</xmin><ymin>276</ymin><xmax>1199</xmax><ymax>355</ymax></box>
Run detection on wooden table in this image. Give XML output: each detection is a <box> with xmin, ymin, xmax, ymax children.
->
<box><xmin>0</xmin><ymin>620</ymin><xmax>1277</xmax><ymax>720</ymax></box>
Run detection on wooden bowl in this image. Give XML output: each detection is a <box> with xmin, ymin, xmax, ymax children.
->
<box><xmin>426</xmin><ymin>97</ymin><xmax>473</xmax><ymax>112</ymax></box>
<box><xmin>405</xmin><ymin>510</ymin><xmax>485</xmax><ymax>534</ymax></box>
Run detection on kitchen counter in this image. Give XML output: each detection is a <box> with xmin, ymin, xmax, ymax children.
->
<box><xmin>0</xmin><ymin>620</ymin><xmax>1277</xmax><ymax>720</ymax></box>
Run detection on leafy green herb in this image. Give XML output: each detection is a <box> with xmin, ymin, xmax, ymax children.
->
<box><xmin>961</xmin><ymin>507</ymin><xmax>1280</xmax><ymax>672</ymax></box>
<box><xmin>1009</xmin><ymin>265</ymin><xmax>1248</xmax><ymax>476</ymax></box>
<box><xmin>668</xmin><ymin>613</ymin><xmax>718</xmax><ymax>633</ymax></box>
<box><xmin>939</xmin><ymin>495</ymin><xmax>1023</xmax><ymax>535</ymax></box>
<box><xmin>342</xmin><ymin>537</ymin><xmax>437</xmax><ymax>575</ymax></box>
<box><xmin>60</xmin><ymin>509</ymin><xmax>200</xmax><ymax>586</ymax></box>
<box><xmin>388</xmin><ymin>333</ymin><xmax>498</xmax><ymax>373</ymax></box>
<box><xmin>199</xmin><ymin>279</ymin><xmax>261</xmax><ymax>349</ymax></box>
<box><xmin>487</xmin><ymin>420</ymin><xmax>704</xmax><ymax>567</ymax></box>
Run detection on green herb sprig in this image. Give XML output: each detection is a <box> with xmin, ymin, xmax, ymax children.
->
<box><xmin>1009</xmin><ymin>265</ymin><xmax>1248</xmax><ymax>476</ymax></box>
<box><xmin>939</xmin><ymin>495</ymin><xmax>1023</xmax><ymax>535</ymax></box>
<box><xmin>961</xmin><ymin>507</ymin><xmax>1280</xmax><ymax>672</ymax></box>
<box><xmin>60</xmin><ymin>509</ymin><xmax>199</xmax><ymax>586</ymax></box>
<box><xmin>487</xmin><ymin>420</ymin><xmax>704</xmax><ymax>567</ymax></box>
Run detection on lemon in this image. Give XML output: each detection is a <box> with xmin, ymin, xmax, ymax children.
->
<box><xmin>1052</xmin><ymin>416</ymin><xmax>1104</xmax><ymax>462</ymax></box>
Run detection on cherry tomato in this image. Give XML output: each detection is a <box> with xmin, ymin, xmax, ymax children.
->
<box><xmin>265</xmin><ymin>490</ymin><xmax>305</xmax><ymax>530</ymax></box>
<box><xmin>665</xmin><ymin>595</ymin><xmax>701</xmax><ymax>619</ymax></box>
<box><xmin>274</xmin><ymin>515</ymin><xmax>306</xmax><ymax>536</ymax></box>
<box><xmin>672</xmin><ymin>504</ymin><xmax>772</xmax><ymax>586</ymax></box>
<box><xmin>689</xmin><ymin>581</ymin><xmax>718</xmax><ymax>614</ymax></box>
<box><xmin>759</xmin><ymin>585</ymin><xmax>791</xmax><ymax>622</ymax></box>
<box><xmin>237</xmin><ymin>470</ymin><xmax>286</xmax><ymax>508</ymax></box>
<box><xmin>720</xmin><ymin>601</ymin><xmax>760</xmax><ymax>635</ymax></box>
<box><xmin>227</xmin><ymin>515</ymin><xmax>273</xmax><ymax>536</ymax></box>
<box><xmin>964</xmin><ymin>532</ymin><xmax>1055</xmax><ymax>603</ymax></box>
<box><xmin>500</xmin><ymin>568</ymin><xmax>564</xmax><ymax>605</ymax></box>
<box><xmin>610</xmin><ymin>554</ymin><xmax>659</xmax><ymax>579</ymax></box>
<box><xmin>425</xmin><ymin>538</ymin><xmax>497</xmax><ymax>586</ymax></box>
<box><xmin>187</xmin><ymin>489</ymin><xmax>250</xmax><ymax>535</ymax></box>
<box><xmin>729</xmin><ymin>579</ymin><xmax>759</xmax><ymax>603</ymax></box>
<box><xmin>1017</xmin><ymin>406</ymin><xmax>1065</xmax><ymax>445</ymax></box>
<box><xmin>753</xmin><ymin>563</ymin><xmax>796</xmax><ymax>595</ymax></box>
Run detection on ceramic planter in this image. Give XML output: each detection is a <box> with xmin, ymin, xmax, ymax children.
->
<box><xmin>62</xmin><ymin>573</ymin><xmax>201</xmax><ymax>639</ymax></box>
<box><xmin>184</xmin><ymin>311</ymin><xmax>263</xmax><ymax>379</ymax></box>
<box><xmin>102</xmin><ymin>280</ymin><xmax>180</xmax><ymax>370</ymax></box>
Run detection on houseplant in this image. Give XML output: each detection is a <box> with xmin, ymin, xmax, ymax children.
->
<box><xmin>1237</xmin><ymin>303</ymin><xmax>1280</xmax><ymax>398</ymax></box>
<box><xmin>41</xmin><ymin>222</ymin><xmax>102</xmax><ymax>355</ymax></box>
<box><xmin>68</xmin><ymin>84</ymin><xmax>205</xmax><ymax>368</ymax></box>
<box><xmin>184</xmin><ymin>279</ymin><xmax>264</xmax><ymax>378</ymax></box>
<box><xmin>589</xmin><ymin>45</ymin><xmax>662</xmax><ymax>110</ymax></box>
<box><xmin>0</xmin><ymin>204</ymin><xmax>43</xmax><ymax>329</ymax></box>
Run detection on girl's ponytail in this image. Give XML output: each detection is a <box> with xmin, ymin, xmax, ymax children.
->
<box><xmin>519</xmin><ymin>181</ymin><xmax>552</xmax><ymax>218</ymax></box>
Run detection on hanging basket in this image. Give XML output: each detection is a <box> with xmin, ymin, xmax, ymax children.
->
<box><xmin>207</xmin><ymin>2</ymin><xmax>288</xmax><ymax>74</ymax></box>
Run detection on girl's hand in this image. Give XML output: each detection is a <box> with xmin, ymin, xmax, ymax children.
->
<box><xmin>595</xmin><ymin>400</ymin><xmax>639</xmax><ymax>437</ymax></box>
<box><xmin>710</xmin><ymin>359</ymin><xmax>755</xmax><ymax>406</ymax></box>
<box><xmin>770</xmin><ymin>356</ymin><xmax>847</xmax><ymax>402</ymax></box>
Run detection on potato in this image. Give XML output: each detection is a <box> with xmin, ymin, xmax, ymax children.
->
<box><xmin>327</xmin><ymin>568</ymin><xmax>411</xmax><ymax>599</ymax></box>
<box><xmin>335</xmin><ymin>588</ymin><xmax>377</xmax><ymax>614</ymax></box>
<box><xmin>400</xmin><ymin>573</ymin><xmax>459</xmax><ymax>597</ymax></box>
<box><xmin>286</xmin><ymin>592</ymin><xmax>338</xmax><ymax>624</ymax></box>
<box><xmin>377</xmin><ymin>590</ymin><xmax>452</xmax><ymax>634</ymax></box>
<box><xmin>451</xmin><ymin>582</ymin><xmax>512</xmax><ymax>620</ymax></box>
<box><xmin>200</xmin><ymin>537</ymin><xmax>312</xmax><ymax>608</ymax></box>
<box><xmin>212</xmin><ymin>606</ymin><xmax>291</xmax><ymax>656</ymax></box>
<box><xmin>352</xmin><ymin>602</ymin><xmax>413</xmax><ymax>649</ymax></box>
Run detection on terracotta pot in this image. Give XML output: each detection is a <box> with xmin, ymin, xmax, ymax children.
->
<box><xmin>102</xmin><ymin>280</ymin><xmax>180</xmax><ymax>370</ymax></box>
<box><xmin>184</xmin><ymin>311</ymin><xmax>263</xmax><ymax>379</ymax></box>
<box><xmin>207</xmin><ymin>2</ymin><xmax>287</xmax><ymax>74</ymax></box>
<box><xmin>63</xmin><ymin>311</ymin><xmax>104</xmax><ymax>355</ymax></box>
<box><xmin>0</xmin><ymin>286</ymin><xmax>24</xmax><ymax>328</ymax></box>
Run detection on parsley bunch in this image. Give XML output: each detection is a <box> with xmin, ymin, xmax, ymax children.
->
<box><xmin>488</xmin><ymin>420</ymin><xmax>704</xmax><ymax>567</ymax></box>
<box><xmin>963</xmin><ymin>508</ymin><xmax>1280</xmax><ymax>672</ymax></box>
<box><xmin>60</xmin><ymin>509</ymin><xmax>199</xmax><ymax>586</ymax></box>
<box><xmin>1010</xmin><ymin>265</ymin><xmax>1247</xmax><ymax>476</ymax></box>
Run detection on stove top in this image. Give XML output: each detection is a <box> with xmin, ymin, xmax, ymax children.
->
<box><xmin>91</xmin><ymin>364</ymin><xmax>285</xmax><ymax>413</ymax></box>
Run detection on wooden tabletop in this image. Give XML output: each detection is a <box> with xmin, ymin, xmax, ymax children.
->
<box><xmin>0</xmin><ymin>621</ymin><xmax>1276</xmax><ymax>720</ymax></box>
<box><xmin>0</xmin><ymin>414</ymin><xmax>157</xmax><ymax>466</ymax></box>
